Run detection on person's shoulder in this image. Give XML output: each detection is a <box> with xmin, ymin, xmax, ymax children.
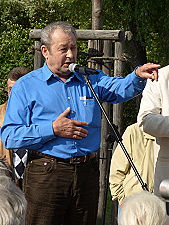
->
<box><xmin>14</xmin><ymin>67</ymin><xmax>43</xmax><ymax>87</ymax></box>
<box><xmin>20</xmin><ymin>67</ymin><xmax>42</xmax><ymax>81</ymax></box>
<box><xmin>0</xmin><ymin>102</ymin><xmax>7</xmax><ymax>113</ymax></box>
<box><xmin>0</xmin><ymin>102</ymin><xmax>7</xmax><ymax>126</ymax></box>
<box><xmin>159</xmin><ymin>65</ymin><xmax>169</xmax><ymax>77</ymax></box>
<box><xmin>0</xmin><ymin>102</ymin><xmax>7</xmax><ymax>110</ymax></box>
<box><xmin>124</xmin><ymin>123</ymin><xmax>143</xmax><ymax>136</ymax></box>
<box><xmin>125</xmin><ymin>123</ymin><xmax>140</xmax><ymax>132</ymax></box>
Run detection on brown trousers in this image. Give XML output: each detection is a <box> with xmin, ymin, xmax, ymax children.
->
<box><xmin>23</xmin><ymin>156</ymin><xmax>99</xmax><ymax>225</ymax></box>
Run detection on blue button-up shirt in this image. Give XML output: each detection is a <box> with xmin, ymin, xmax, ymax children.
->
<box><xmin>1</xmin><ymin>64</ymin><xmax>146</xmax><ymax>158</ymax></box>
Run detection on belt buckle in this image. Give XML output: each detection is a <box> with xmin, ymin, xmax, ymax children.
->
<box><xmin>69</xmin><ymin>155</ymin><xmax>87</xmax><ymax>164</ymax></box>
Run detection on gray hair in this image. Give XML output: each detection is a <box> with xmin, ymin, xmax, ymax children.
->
<box><xmin>119</xmin><ymin>191</ymin><xmax>167</xmax><ymax>225</ymax></box>
<box><xmin>41</xmin><ymin>21</ymin><xmax>77</xmax><ymax>49</ymax></box>
<box><xmin>0</xmin><ymin>158</ymin><xmax>27</xmax><ymax>225</ymax></box>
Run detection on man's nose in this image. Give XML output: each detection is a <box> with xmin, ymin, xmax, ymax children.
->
<box><xmin>66</xmin><ymin>49</ymin><xmax>74</xmax><ymax>58</ymax></box>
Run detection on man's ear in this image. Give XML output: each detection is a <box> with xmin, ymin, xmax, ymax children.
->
<box><xmin>41</xmin><ymin>45</ymin><xmax>49</xmax><ymax>60</ymax></box>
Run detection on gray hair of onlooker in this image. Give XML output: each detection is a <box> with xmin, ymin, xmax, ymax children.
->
<box><xmin>0</xmin><ymin>158</ymin><xmax>27</xmax><ymax>225</ymax></box>
<box><xmin>41</xmin><ymin>21</ymin><xmax>77</xmax><ymax>49</ymax></box>
<box><xmin>119</xmin><ymin>191</ymin><xmax>167</xmax><ymax>225</ymax></box>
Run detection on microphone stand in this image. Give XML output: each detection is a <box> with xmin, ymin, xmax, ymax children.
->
<box><xmin>82</xmin><ymin>72</ymin><xmax>148</xmax><ymax>191</ymax></box>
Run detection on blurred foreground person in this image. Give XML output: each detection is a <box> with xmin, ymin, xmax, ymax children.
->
<box><xmin>119</xmin><ymin>191</ymin><xmax>167</xmax><ymax>225</ymax></box>
<box><xmin>0</xmin><ymin>158</ymin><xmax>27</xmax><ymax>225</ymax></box>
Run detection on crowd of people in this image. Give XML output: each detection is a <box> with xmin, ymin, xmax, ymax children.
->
<box><xmin>0</xmin><ymin>20</ymin><xmax>168</xmax><ymax>225</ymax></box>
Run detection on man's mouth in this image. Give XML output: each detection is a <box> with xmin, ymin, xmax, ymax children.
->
<box><xmin>64</xmin><ymin>62</ymin><xmax>74</xmax><ymax>67</ymax></box>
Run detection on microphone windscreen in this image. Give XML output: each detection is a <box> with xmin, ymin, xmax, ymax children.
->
<box><xmin>69</xmin><ymin>63</ymin><xmax>78</xmax><ymax>73</ymax></box>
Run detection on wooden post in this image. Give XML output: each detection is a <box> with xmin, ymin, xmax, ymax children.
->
<box><xmin>113</xmin><ymin>31</ymin><xmax>125</xmax><ymax>135</ymax></box>
<box><xmin>96</xmin><ymin>40</ymin><xmax>113</xmax><ymax>225</ymax></box>
<box><xmin>90</xmin><ymin>2</ymin><xmax>109</xmax><ymax>225</ymax></box>
<box><xmin>34</xmin><ymin>40</ymin><xmax>44</xmax><ymax>69</ymax></box>
<box><xmin>92</xmin><ymin>0</ymin><xmax>103</xmax><ymax>29</ymax></box>
<box><xmin>89</xmin><ymin>0</ymin><xmax>103</xmax><ymax>69</ymax></box>
<box><xmin>111</xmin><ymin>30</ymin><xmax>126</xmax><ymax>225</ymax></box>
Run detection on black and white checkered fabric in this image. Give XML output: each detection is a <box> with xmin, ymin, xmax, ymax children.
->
<box><xmin>13</xmin><ymin>148</ymin><xmax>28</xmax><ymax>179</ymax></box>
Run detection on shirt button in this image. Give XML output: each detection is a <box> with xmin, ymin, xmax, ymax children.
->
<box><xmin>68</xmin><ymin>96</ymin><xmax>71</xmax><ymax>99</ymax></box>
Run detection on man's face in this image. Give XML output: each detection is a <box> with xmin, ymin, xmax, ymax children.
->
<box><xmin>41</xmin><ymin>29</ymin><xmax>77</xmax><ymax>80</ymax></box>
<box><xmin>7</xmin><ymin>79</ymin><xmax>16</xmax><ymax>97</ymax></box>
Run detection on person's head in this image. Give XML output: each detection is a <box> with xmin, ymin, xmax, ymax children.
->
<box><xmin>0</xmin><ymin>187</ymin><xmax>26</xmax><ymax>225</ymax></box>
<box><xmin>7</xmin><ymin>67</ymin><xmax>31</xmax><ymax>96</ymax></box>
<box><xmin>41</xmin><ymin>21</ymin><xmax>77</xmax><ymax>79</ymax></box>
<box><xmin>0</xmin><ymin>158</ymin><xmax>27</xmax><ymax>225</ymax></box>
<box><xmin>119</xmin><ymin>191</ymin><xmax>167</xmax><ymax>225</ymax></box>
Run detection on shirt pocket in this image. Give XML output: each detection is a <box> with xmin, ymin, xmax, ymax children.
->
<box><xmin>83</xmin><ymin>98</ymin><xmax>101</xmax><ymax>127</ymax></box>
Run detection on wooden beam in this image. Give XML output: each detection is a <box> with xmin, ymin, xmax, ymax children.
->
<box><xmin>92</xmin><ymin>0</ymin><xmax>103</xmax><ymax>29</ymax></box>
<box><xmin>29</xmin><ymin>29</ymin><xmax>124</xmax><ymax>41</ymax></box>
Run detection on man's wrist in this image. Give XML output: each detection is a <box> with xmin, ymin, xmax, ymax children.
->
<box><xmin>134</xmin><ymin>66</ymin><xmax>142</xmax><ymax>77</ymax></box>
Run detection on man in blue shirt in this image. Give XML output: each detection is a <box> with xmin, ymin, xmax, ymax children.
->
<box><xmin>1</xmin><ymin>21</ymin><xmax>160</xmax><ymax>225</ymax></box>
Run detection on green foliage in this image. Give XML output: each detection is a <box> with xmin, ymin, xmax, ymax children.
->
<box><xmin>103</xmin><ymin>0</ymin><xmax>169</xmax><ymax>66</ymax></box>
<box><xmin>0</xmin><ymin>0</ymin><xmax>92</xmax><ymax>104</ymax></box>
<box><xmin>0</xmin><ymin>0</ymin><xmax>169</xmax><ymax>123</ymax></box>
<box><xmin>0</xmin><ymin>0</ymin><xmax>30</xmax><ymax>31</ymax></box>
<box><xmin>23</xmin><ymin>0</ymin><xmax>92</xmax><ymax>29</ymax></box>
<box><xmin>102</xmin><ymin>0</ymin><xmax>169</xmax><ymax>129</ymax></box>
<box><xmin>0</xmin><ymin>21</ymin><xmax>33</xmax><ymax>103</ymax></box>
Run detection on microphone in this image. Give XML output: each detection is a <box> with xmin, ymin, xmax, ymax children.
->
<box><xmin>69</xmin><ymin>63</ymin><xmax>99</xmax><ymax>75</ymax></box>
<box><xmin>159</xmin><ymin>179</ymin><xmax>169</xmax><ymax>215</ymax></box>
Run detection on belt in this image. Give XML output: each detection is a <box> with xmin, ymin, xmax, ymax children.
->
<box><xmin>28</xmin><ymin>150</ymin><xmax>96</xmax><ymax>165</ymax></box>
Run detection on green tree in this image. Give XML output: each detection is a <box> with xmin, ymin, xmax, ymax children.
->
<box><xmin>0</xmin><ymin>22</ymin><xmax>33</xmax><ymax>103</ymax></box>
<box><xmin>0</xmin><ymin>0</ymin><xmax>92</xmax><ymax>103</ymax></box>
<box><xmin>0</xmin><ymin>0</ymin><xmax>169</xmax><ymax>118</ymax></box>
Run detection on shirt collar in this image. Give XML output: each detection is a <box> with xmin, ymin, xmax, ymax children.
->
<box><xmin>41</xmin><ymin>63</ymin><xmax>53</xmax><ymax>81</ymax></box>
<box><xmin>70</xmin><ymin>72</ymin><xmax>84</xmax><ymax>83</ymax></box>
<box><xmin>41</xmin><ymin>63</ymin><xmax>85</xmax><ymax>83</ymax></box>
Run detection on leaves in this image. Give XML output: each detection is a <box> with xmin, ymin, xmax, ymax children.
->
<box><xmin>0</xmin><ymin>0</ymin><xmax>168</xmax><ymax>119</ymax></box>
<box><xmin>0</xmin><ymin>22</ymin><xmax>33</xmax><ymax>103</ymax></box>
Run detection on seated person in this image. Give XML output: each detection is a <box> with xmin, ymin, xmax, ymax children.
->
<box><xmin>119</xmin><ymin>191</ymin><xmax>167</xmax><ymax>225</ymax></box>
<box><xmin>109</xmin><ymin>123</ymin><xmax>159</xmax><ymax>205</ymax></box>
<box><xmin>0</xmin><ymin>158</ymin><xmax>27</xmax><ymax>225</ymax></box>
